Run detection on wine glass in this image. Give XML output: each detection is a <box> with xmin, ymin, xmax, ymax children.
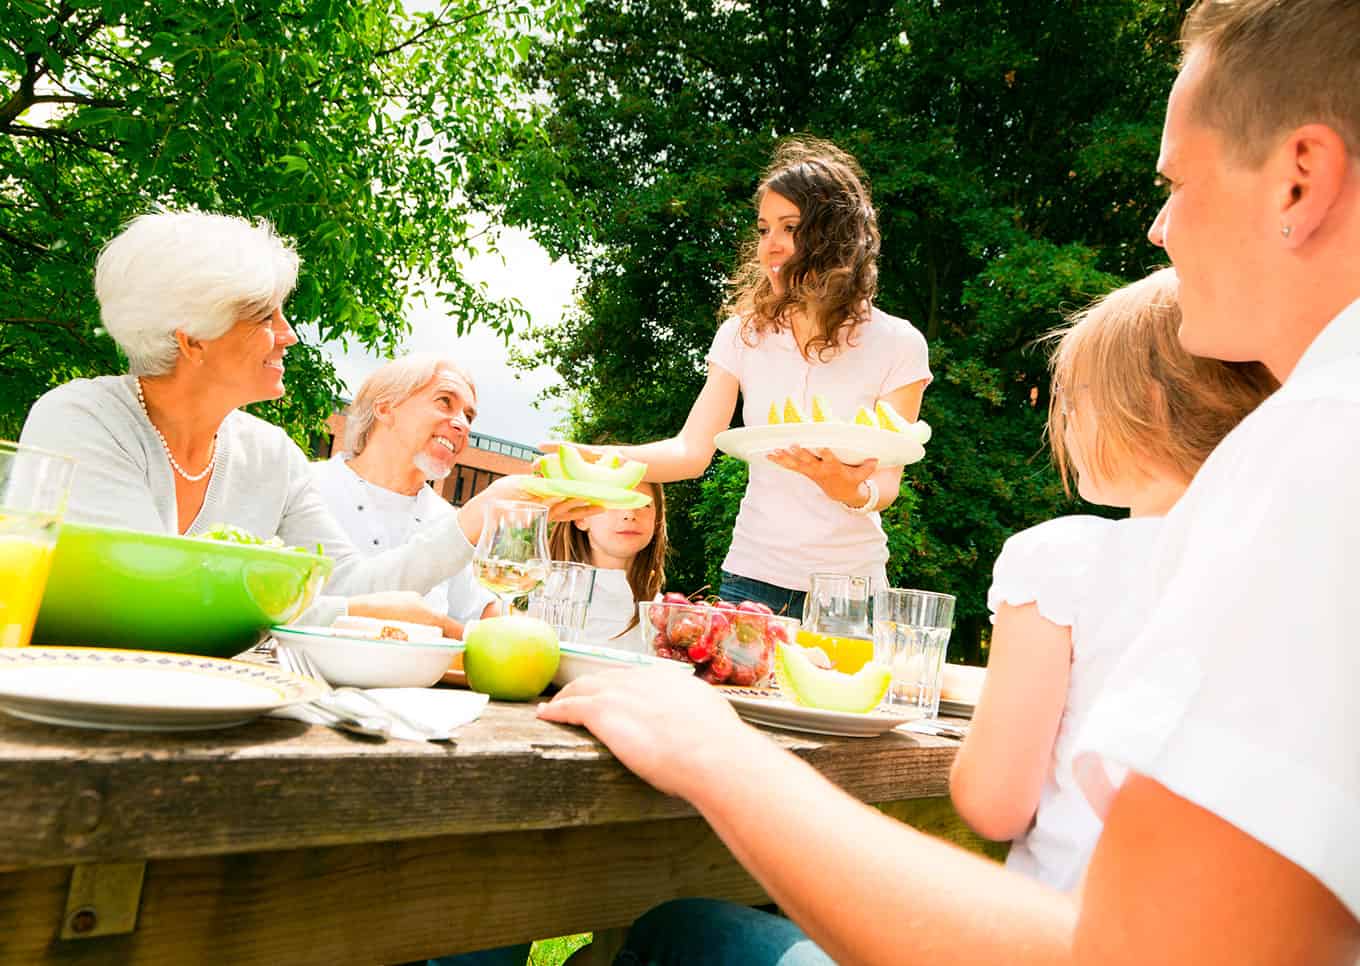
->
<box><xmin>472</xmin><ymin>500</ymin><xmax>551</xmax><ymax>615</ymax></box>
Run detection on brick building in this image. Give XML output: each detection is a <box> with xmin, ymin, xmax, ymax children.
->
<box><xmin>317</xmin><ymin>411</ymin><xmax>539</xmax><ymax>506</ymax></box>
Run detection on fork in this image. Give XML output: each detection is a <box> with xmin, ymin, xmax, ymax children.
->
<box><xmin>275</xmin><ymin>645</ymin><xmax>392</xmax><ymax>739</ymax></box>
<box><xmin>277</xmin><ymin>645</ymin><xmax>440</xmax><ymax>740</ymax></box>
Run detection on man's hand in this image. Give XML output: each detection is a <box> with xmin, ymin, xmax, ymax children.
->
<box><xmin>537</xmin><ymin>668</ymin><xmax>767</xmax><ymax>799</ymax></box>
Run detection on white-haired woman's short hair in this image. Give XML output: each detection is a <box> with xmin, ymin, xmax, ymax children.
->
<box><xmin>344</xmin><ymin>354</ymin><xmax>477</xmax><ymax>456</ymax></box>
<box><xmin>95</xmin><ymin>209</ymin><xmax>300</xmax><ymax>376</ymax></box>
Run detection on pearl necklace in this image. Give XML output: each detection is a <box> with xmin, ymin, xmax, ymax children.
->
<box><xmin>134</xmin><ymin>378</ymin><xmax>217</xmax><ymax>483</ymax></box>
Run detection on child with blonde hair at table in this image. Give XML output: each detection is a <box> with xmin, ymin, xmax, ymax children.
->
<box><xmin>949</xmin><ymin>267</ymin><xmax>1278</xmax><ymax>891</ymax></box>
<box><xmin>549</xmin><ymin>481</ymin><xmax>667</xmax><ymax>649</ymax></box>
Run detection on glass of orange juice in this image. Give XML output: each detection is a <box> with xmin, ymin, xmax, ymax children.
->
<box><xmin>0</xmin><ymin>442</ymin><xmax>75</xmax><ymax>648</ymax></box>
<box><xmin>799</xmin><ymin>573</ymin><xmax>874</xmax><ymax>673</ymax></box>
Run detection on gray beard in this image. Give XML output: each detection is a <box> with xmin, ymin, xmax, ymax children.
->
<box><xmin>413</xmin><ymin>450</ymin><xmax>453</xmax><ymax>481</ymax></box>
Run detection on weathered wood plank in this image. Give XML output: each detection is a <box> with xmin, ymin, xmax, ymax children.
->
<box><xmin>0</xmin><ymin>815</ymin><xmax>775</xmax><ymax>966</ymax></box>
<box><xmin>0</xmin><ymin>704</ymin><xmax>959</xmax><ymax>870</ymax></box>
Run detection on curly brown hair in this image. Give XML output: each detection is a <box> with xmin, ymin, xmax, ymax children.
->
<box><xmin>723</xmin><ymin>137</ymin><xmax>880</xmax><ymax>362</ymax></box>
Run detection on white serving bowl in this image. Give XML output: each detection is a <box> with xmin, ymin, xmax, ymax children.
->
<box><xmin>271</xmin><ymin>625</ymin><xmax>463</xmax><ymax>689</ymax></box>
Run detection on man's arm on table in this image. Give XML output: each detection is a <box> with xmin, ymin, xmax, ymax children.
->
<box><xmin>541</xmin><ymin>672</ymin><xmax>1360</xmax><ymax>966</ymax></box>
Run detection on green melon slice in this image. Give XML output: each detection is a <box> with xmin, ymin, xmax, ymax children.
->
<box><xmin>518</xmin><ymin>477</ymin><xmax>653</xmax><ymax>509</ymax></box>
<box><xmin>774</xmin><ymin>643</ymin><xmax>892</xmax><ymax>713</ymax></box>
<box><xmin>535</xmin><ymin>451</ymin><xmax>567</xmax><ymax>479</ymax></box>
<box><xmin>559</xmin><ymin>444</ymin><xmax>648</xmax><ymax>489</ymax></box>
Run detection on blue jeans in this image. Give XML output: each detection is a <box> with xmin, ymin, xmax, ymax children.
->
<box><xmin>427</xmin><ymin>944</ymin><xmax>532</xmax><ymax>966</ymax></box>
<box><xmin>718</xmin><ymin>571</ymin><xmax>806</xmax><ymax>619</ymax></box>
<box><xmin>614</xmin><ymin>899</ymin><xmax>832</xmax><ymax>966</ymax></box>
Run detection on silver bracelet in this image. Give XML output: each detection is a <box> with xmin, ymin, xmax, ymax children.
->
<box><xmin>846</xmin><ymin>477</ymin><xmax>879</xmax><ymax>515</ymax></box>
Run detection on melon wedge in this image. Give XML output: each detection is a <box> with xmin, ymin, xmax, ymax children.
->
<box><xmin>782</xmin><ymin>397</ymin><xmax>806</xmax><ymax>423</ymax></box>
<box><xmin>518</xmin><ymin>477</ymin><xmax>653</xmax><ymax>510</ymax></box>
<box><xmin>874</xmin><ymin>400</ymin><xmax>910</xmax><ymax>433</ymax></box>
<box><xmin>535</xmin><ymin>452</ymin><xmax>567</xmax><ymax>479</ymax></box>
<box><xmin>767</xmin><ymin>401</ymin><xmax>782</xmax><ymax>425</ymax></box>
<box><xmin>774</xmin><ymin>643</ymin><xmax>891</xmax><ymax>714</ymax></box>
<box><xmin>810</xmin><ymin>394</ymin><xmax>834</xmax><ymax>423</ymax></box>
<box><xmin>852</xmin><ymin>405</ymin><xmax>877</xmax><ymax>427</ymax></box>
<box><xmin>559</xmin><ymin>444</ymin><xmax>647</xmax><ymax>490</ymax></box>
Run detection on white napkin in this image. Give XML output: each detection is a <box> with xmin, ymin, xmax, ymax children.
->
<box><xmin>274</xmin><ymin>688</ymin><xmax>489</xmax><ymax>742</ymax></box>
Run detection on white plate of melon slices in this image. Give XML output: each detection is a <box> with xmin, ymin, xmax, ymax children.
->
<box><xmin>525</xmin><ymin>445</ymin><xmax>653</xmax><ymax>509</ymax></box>
<box><xmin>720</xmin><ymin>687</ymin><xmax>922</xmax><ymax>738</ymax></box>
<box><xmin>715</xmin><ymin>397</ymin><xmax>931</xmax><ymax>470</ymax></box>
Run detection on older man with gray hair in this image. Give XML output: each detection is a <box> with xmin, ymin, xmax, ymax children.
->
<box><xmin>311</xmin><ymin>354</ymin><xmax>498</xmax><ymax>632</ymax></box>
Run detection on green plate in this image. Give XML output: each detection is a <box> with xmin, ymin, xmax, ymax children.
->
<box><xmin>518</xmin><ymin>477</ymin><xmax>652</xmax><ymax>509</ymax></box>
<box><xmin>32</xmin><ymin>523</ymin><xmax>333</xmax><ymax>658</ymax></box>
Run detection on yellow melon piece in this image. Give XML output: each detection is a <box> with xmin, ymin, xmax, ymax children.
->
<box><xmin>782</xmin><ymin>396</ymin><xmax>806</xmax><ymax>423</ymax></box>
<box><xmin>875</xmin><ymin>400</ymin><xmax>910</xmax><ymax>433</ymax></box>
<box><xmin>810</xmin><ymin>394</ymin><xmax>834</xmax><ymax>423</ymax></box>
<box><xmin>767</xmin><ymin>401</ymin><xmax>782</xmax><ymax>425</ymax></box>
<box><xmin>852</xmin><ymin>405</ymin><xmax>877</xmax><ymax>427</ymax></box>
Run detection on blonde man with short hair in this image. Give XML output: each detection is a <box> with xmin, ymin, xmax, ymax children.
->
<box><xmin>536</xmin><ymin>1</ymin><xmax>1360</xmax><ymax>962</ymax></box>
<box><xmin>311</xmin><ymin>355</ymin><xmax>498</xmax><ymax>629</ymax></box>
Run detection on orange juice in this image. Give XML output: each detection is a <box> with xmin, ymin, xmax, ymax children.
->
<box><xmin>795</xmin><ymin>628</ymin><xmax>875</xmax><ymax>674</ymax></box>
<box><xmin>0</xmin><ymin>534</ymin><xmax>56</xmax><ymax>647</ymax></box>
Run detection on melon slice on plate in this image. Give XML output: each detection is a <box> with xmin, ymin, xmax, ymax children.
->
<box><xmin>558</xmin><ymin>444</ymin><xmax>647</xmax><ymax>490</ymax></box>
<box><xmin>810</xmin><ymin>394</ymin><xmax>835</xmax><ymax>423</ymax></box>
<box><xmin>852</xmin><ymin>405</ymin><xmax>877</xmax><ymax>428</ymax></box>
<box><xmin>782</xmin><ymin>397</ymin><xmax>807</xmax><ymax>423</ymax></box>
<box><xmin>519</xmin><ymin>477</ymin><xmax>653</xmax><ymax>510</ymax></box>
<box><xmin>773</xmin><ymin>643</ymin><xmax>891</xmax><ymax>714</ymax></box>
<box><xmin>767</xmin><ymin>401</ymin><xmax>782</xmax><ymax>425</ymax></box>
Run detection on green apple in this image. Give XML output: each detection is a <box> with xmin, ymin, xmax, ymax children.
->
<box><xmin>463</xmin><ymin>616</ymin><xmax>561</xmax><ymax>701</ymax></box>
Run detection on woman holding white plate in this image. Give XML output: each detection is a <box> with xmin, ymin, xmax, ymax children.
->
<box><xmin>546</xmin><ymin>138</ymin><xmax>931</xmax><ymax>615</ymax></box>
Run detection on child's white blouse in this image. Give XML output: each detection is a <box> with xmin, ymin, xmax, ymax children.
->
<box><xmin>986</xmin><ymin>513</ymin><xmax>1164</xmax><ymax>891</ymax></box>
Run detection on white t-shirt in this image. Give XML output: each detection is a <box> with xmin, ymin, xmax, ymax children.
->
<box><xmin>309</xmin><ymin>457</ymin><xmax>495</xmax><ymax>624</ymax></box>
<box><xmin>581</xmin><ymin>568</ymin><xmax>643</xmax><ymax>651</ymax></box>
<box><xmin>1075</xmin><ymin>297</ymin><xmax>1360</xmax><ymax>918</ymax></box>
<box><xmin>986</xmin><ymin>514</ymin><xmax>1163</xmax><ymax>891</ymax></box>
<box><xmin>707</xmin><ymin>308</ymin><xmax>932</xmax><ymax>592</ymax></box>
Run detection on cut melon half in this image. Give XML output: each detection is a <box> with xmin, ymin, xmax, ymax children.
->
<box><xmin>559</xmin><ymin>444</ymin><xmax>647</xmax><ymax>489</ymax></box>
<box><xmin>773</xmin><ymin>643</ymin><xmax>891</xmax><ymax>714</ymax></box>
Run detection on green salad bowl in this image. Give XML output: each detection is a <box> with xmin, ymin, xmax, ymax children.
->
<box><xmin>32</xmin><ymin>522</ymin><xmax>333</xmax><ymax>658</ymax></box>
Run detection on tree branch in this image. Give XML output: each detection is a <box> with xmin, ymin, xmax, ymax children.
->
<box><xmin>0</xmin><ymin>224</ymin><xmax>49</xmax><ymax>255</ymax></box>
<box><xmin>0</xmin><ymin>317</ymin><xmax>81</xmax><ymax>331</ymax></box>
<box><xmin>374</xmin><ymin>2</ymin><xmax>510</xmax><ymax>59</ymax></box>
<box><xmin>5</xmin><ymin>123</ymin><xmax>119</xmax><ymax>155</ymax></box>
<box><xmin>24</xmin><ymin>94</ymin><xmax>125</xmax><ymax>109</ymax></box>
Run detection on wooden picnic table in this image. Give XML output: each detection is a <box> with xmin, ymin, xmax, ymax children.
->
<box><xmin>0</xmin><ymin>699</ymin><xmax>983</xmax><ymax>965</ymax></box>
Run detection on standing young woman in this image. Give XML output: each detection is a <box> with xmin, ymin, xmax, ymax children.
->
<box><xmin>549</xmin><ymin>138</ymin><xmax>931</xmax><ymax>615</ymax></box>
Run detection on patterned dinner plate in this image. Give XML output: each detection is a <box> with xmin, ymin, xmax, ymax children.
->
<box><xmin>719</xmin><ymin>685</ymin><xmax>923</xmax><ymax>738</ymax></box>
<box><xmin>714</xmin><ymin>423</ymin><xmax>925</xmax><ymax>470</ymax></box>
<box><xmin>0</xmin><ymin>646</ymin><xmax>324</xmax><ymax>732</ymax></box>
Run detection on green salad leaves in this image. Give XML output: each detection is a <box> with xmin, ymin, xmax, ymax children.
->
<box><xmin>197</xmin><ymin>524</ymin><xmax>323</xmax><ymax>556</ymax></box>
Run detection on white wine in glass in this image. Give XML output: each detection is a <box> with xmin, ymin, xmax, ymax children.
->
<box><xmin>473</xmin><ymin>500</ymin><xmax>551</xmax><ymax>614</ymax></box>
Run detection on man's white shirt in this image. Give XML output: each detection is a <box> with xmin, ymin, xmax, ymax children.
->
<box><xmin>310</xmin><ymin>456</ymin><xmax>495</xmax><ymax>624</ymax></box>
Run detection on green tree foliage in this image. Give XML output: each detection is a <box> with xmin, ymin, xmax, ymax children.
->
<box><xmin>509</xmin><ymin>0</ymin><xmax>1185</xmax><ymax>660</ymax></box>
<box><xmin>1</xmin><ymin>0</ymin><xmax>574</xmax><ymax>441</ymax></box>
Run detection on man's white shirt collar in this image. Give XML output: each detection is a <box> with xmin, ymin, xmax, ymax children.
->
<box><xmin>1289</xmin><ymin>296</ymin><xmax>1360</xmax><ymax>380</ymax></box>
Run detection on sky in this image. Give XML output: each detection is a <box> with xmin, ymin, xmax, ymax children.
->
<box><xmin>311</xmin><ymin>227</ymin><xmax>577</xmax><ymax>447</ymax></box>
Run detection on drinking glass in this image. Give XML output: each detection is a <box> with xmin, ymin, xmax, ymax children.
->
<box><xmin>0</xmin><ymin>442</ymin><xmax>76</xmax><ymax>648</ymax></box>
<box><xmin>872</xmin><ymin>588</ymin><xmax>956</xmax><ymax>717</ymax></box>
<box><xmin>527</xmin><ymin>560</ymin><xmax>596</xmax><ymax>643</ymax></box>
<box><xmin>472</xmin><ymin>501</ymin><xmax>550</xmax><ymax>615</ymax></box>
<box><xmin>798</xmin><ymin>572</ymin><xmax>874</xmax><ymax>673</ymax></box>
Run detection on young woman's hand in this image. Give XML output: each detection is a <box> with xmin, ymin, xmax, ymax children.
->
<box><xmin>766</xmin><ymin>445</ymin><xmax>880</xmax><ymax>507</ymax></box>
<box><xmin>537</xmin><ymin>668</ymin><xmax>768</xmax><ymax>800</ymax></box>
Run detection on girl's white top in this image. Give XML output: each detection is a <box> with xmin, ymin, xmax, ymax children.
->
<box><xmin>986</xmin><ymin>513</ymin><xmax>1163</xmax><ymax>891</ymax></box>
<box><xmin>582</xmin><ymin>567</ymin><xmax>643</xmax><ymax>651</ymax></box>
<box><xmin>707</xmin><ymin>308</ymin><xmax>931</xmax><ymax>592</ymax></box>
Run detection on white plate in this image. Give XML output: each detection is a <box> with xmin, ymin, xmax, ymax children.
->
<box><xmin>719</xmin><ymin>686</ymin><xmax>922</xmax><ymax>738</ymax></box>
<box><xmin>554</xmin><ymin>641</ymin><xmax>694</xmax><ymax>687</ymax></box>
<box><xmin>0</xmin><ymin>646</ymin><xmax>324</xmax><ymax>732</ymax></box>
<box><xmin>271</xmin><ymin>625</ymin><xmax>463</xmax><ymax>689</ymax></box>
<box><xmin>714</xmin><ymin>423</ymin><xmax>925</xmax><ymax>469</ymax></box>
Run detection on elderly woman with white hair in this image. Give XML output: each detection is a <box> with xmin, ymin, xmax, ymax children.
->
<box><xmin>19</xmin><ymin>209</ymin><xmax>591</xmax><ymax>629</ymax></box>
